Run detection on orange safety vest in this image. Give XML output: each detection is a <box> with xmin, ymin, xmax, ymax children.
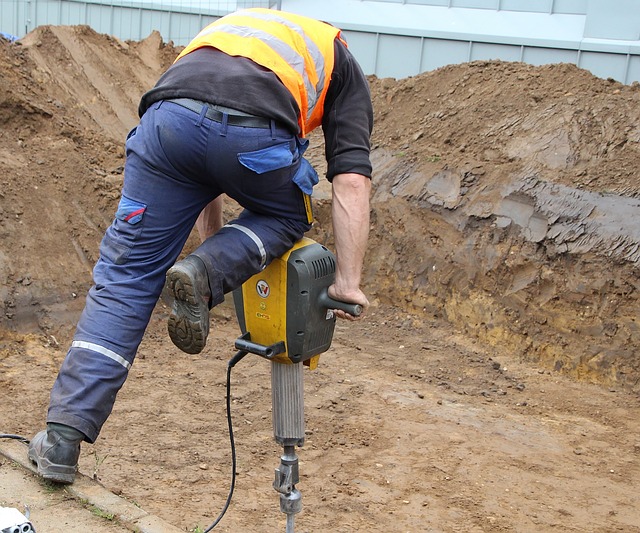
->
<box><xmin>175</xmin><ymin>8</ymin><xmax>346</xmax><ymax>137</ymax></box>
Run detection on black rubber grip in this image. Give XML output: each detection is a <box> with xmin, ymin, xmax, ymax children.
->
<box><xmin>318</xmin><ymin>289</ymin><xmax>363</xmax><ymax>317</ymax></box>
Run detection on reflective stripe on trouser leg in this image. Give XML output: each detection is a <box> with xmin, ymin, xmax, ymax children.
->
<box><xmin>48</xmin><ymin>342</ymin><xmax>131</xmax><ymax>443</ymax></box>
<box><xmin>225</xmin><ymin>223</ymin><xmax>267</xmax><ymax>267</ymax></box>
<box><xmin>193</xmin><ymin>210</ymin><xmax>311</xmax><ymax>307</ymax></box>
<box><xmin>71</xmin><ymin>341</ymin><xmax>132</xmax><ymax>369</ymax></box>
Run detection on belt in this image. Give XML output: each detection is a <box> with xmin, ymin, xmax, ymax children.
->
<box><xmin>166</xmin><ymin>98</ymin><xmax>271</xmax><ymax>128</ymax></box>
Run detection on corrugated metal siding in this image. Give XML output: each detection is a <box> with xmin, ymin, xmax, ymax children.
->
<box><xmin>361</xmin><ymin>0</ymin><xmax>586</xmax><ymax>16</ymax></box>
<box><xmin>284</xmin><ymin>0</ymin><xmax>640</xmax><ymax>84</ymax></box>
<box><xmin>0</xmin><ymin>0</ymin><xmax>271</xmax><ymax>42</ymax></box>
<box><xmin>1</xmin><ymin>0</ymin><xmax>639</xmax><ymax>83</ymax></box>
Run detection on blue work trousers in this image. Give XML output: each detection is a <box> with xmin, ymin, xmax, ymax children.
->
<box><xmin>48</xmin><ymin>100</ymin><xmax>315</xmax><ymax>442</ymax></box>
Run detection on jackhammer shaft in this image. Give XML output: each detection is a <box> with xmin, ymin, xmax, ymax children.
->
<box><xmin>271</xmin><ymin>362</ymin><xmax>305</xmax><ymax>532</ymax></box>
<box><xmin>271</xmin><ymin>362</ymin><xmax>305</xmax><ymax>446</ymax></box>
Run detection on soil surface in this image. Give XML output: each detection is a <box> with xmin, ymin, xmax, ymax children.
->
<box><xmin>1</xmin><ymin>26</ymin><xmax>640</xmax><ymax>532</ymax></box>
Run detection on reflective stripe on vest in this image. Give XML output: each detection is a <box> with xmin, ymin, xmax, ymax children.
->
<box><xmin>175</xmin><ymin>8</ymin><xmax>345</xmax><ymax>136</ymax></box>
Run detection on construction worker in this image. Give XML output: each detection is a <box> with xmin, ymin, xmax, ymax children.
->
<box><xmin>28</xmin><ymin>8</ymin><xmax>373</xmax><ymax>484</ymax></box>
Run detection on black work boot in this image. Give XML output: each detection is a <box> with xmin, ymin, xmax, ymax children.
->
<box><xmin>28</xmin><ymin>423</ymin><xmax>84</xmax><ymax>484</ymax></box>
<box><xmin>166</xmin><ymin>255</ymin><xmax>212</xmax><ymax>354</ymax></box>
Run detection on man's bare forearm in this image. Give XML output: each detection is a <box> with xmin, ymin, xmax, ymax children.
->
<box><xmin>329</xmin><ymin>173</ymin><xmax>371</xmax><ymax>318</ymax></box>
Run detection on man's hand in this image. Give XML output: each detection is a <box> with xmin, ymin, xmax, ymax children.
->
<box><xmin>331</xmin><ymin>173</ymin><xmax>371</xmax><ymax>320</ymax></box>
<box><xmin>327</xmin><ymin>284</ymin><xmax>369</xmax><ymax>321</ymax></box>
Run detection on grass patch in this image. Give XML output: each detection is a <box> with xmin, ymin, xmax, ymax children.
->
<box><xmin>79</xmin><ymin>499</ymin><xmax>115</xmax><ymax>521</ymax></box>
<box><xmin>90</xmin><ymin>506</ymin><xmax>115</xmax><ymax>521</ymax></box>
<box><xmin>39</xmin><ymin>479</ymin><xmax>64</xmax><ymax>493</ymax></box>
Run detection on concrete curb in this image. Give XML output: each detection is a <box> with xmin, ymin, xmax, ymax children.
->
<box><xmin>0</xmin><ymin>440</ymin><xmax>184</xmax><ymax>533</ymax></box>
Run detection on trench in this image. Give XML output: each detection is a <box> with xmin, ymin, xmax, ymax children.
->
<box><xmin>335</xmin><ymin>148</ymin><xmax>640</xmax><ymax>392</ymax></box>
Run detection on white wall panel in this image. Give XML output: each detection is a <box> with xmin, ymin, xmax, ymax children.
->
<box><xmin>628</xmin><ymin>55</ymin><xmax>640</xmax><ymax>85</ymax></box>
<box><xmin>58</xmin><ymin>0</ymin><xmax>88</xmax><ymax>26</ymax></box>
<box><xmin>469</xmin><ymin>41</ymin><xmax>522</xmax><ymax>62</ymax></box>
<box><xmin>521</xmin><ymin>46</ymin><xmax>578</xmax><ymax>67</ymax></box>
<box><xmin>579</xmin><ymin>51</ymin><xmax>632</xmax><ymax>84</ymax></box>
<box><xmin>421</xmin><ymin>38</ymin><xmax>470</xmax><ymax>71</ymax></box>
<box><xmin>377</xmin><ymin>34</ymin><xmax>423</xmax><ymax>79</ymax></box>
<box><xmin>341</xmin><ymin>30</ymin><xmax>379</xmax><ymax>74</ymax></box>
<box><xmin>33</xmin><ymin>0</ymin><xmax>63</xmax><ymax>26</ymax></box>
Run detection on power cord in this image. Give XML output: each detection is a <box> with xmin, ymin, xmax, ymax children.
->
<box><xmin>0</xmin><ymin>434</ymin><xmax>30</xmax><ymax>445</ymax></box>
<box><xmin>203</xmin><ymin>349</ymin><xmax>248</xmax><ymax>532</ymax></box>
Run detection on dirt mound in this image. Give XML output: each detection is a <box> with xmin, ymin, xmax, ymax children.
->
<box><xmin>359</xmin><ymin>62</ymin><xmax>640</xmax><ymax>390</ymax></box>
<box><xmin>2</xmin><ymin>25</ymin><xmax>639</xmax><ymax>389</ymax></box>
<box><xmin>370</xmin><ymin>61</ymin><xmax>640</xmax><ymax>196</ymax></box>
<box><xmin>0</xmin><ymin>27</ymin><xmax>178</xmax><ymax>338</ymax></box>
<box><xmin>18</xmin><ymin>25</ymin><xmax>176</xmax><ymax>140</ymax></box>
<box><xmin>362</xmin><ymin>62</ymin><xmax>640</xmax><ymax>390</ymax></box>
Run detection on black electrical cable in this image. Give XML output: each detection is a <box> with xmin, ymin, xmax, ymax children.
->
<box><xmin>0</xmin><ymin>434</ymin><xmax>30</xmax><ymax>444</ymax></box>
<box><xmin>203</xmin><ymin>349</ymin><xmax>248</xmax><ymax>533</ymax></box>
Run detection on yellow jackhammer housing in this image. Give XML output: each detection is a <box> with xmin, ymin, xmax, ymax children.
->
<box><xmin>231</xmin><ymin>237</ymin><xmax>360</xmax><ymax>533</ymax></box>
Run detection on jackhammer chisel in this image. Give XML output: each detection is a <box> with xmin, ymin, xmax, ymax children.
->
<box><xmin>233</xmin><ymin>237</ymin><xmax>360</xmax><ymax>532</ymax></box>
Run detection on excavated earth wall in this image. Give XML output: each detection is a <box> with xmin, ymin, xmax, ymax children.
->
<box><xmin>1</xmin><ymin>26</ymin><xmax>639</xmax><ymax>392</ymax></box>
<box><xmin>358</xmin><ymin>151</ymin><xmax>639</xmax><ymax>391</ymax></box>
<box><xmin>355</xmin><ymin>63</ymin><xmax>640</xmax><ymax>392</ymax></box>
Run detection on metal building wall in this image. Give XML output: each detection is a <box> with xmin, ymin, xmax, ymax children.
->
<box><xmin>284</xmin><ymin>0</ymin><xmax>640</xmax><ymax>84</ymax></box>
<box><xmin>2</xmin><ymin>0</ymin><xmax>639</xmax><ymax>84</ymax></box>
<box><xmin>0</xmin><ymin>0</ymin><xmax>274</xmax><ymax>43</ymax></box>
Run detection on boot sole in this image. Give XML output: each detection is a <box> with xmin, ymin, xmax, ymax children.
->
<box><xmin>166</xmin><ymin>265</ymin><xmax>209</xmax><ymax>354</ymax></box>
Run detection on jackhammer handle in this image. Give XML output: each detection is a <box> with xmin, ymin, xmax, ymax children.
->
<box><xmin>318</xmin><ymin>288</ymin><xmax>363</xmax><ymax>317</ymax></box>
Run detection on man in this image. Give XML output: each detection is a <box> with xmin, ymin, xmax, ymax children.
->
<box><xmin>28</xmin><ymin>8</ymin><xmax>373</xmax><ymax>484</ymax></box>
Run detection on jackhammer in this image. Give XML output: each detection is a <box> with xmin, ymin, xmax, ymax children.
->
<box><xmin>231</xmin><ymin>237</ymin><xmax>361</xmax><ymax>533</ymax></box>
